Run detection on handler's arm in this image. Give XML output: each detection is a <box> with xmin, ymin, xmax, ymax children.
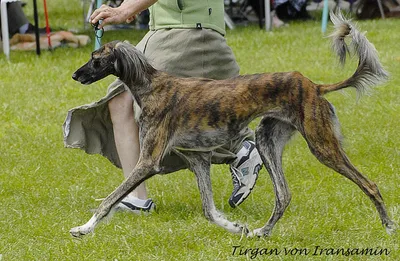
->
<box><xmin>90</xmin><ymin>0</ymin><xmax>158</xmax><ymax>28</ymax></box>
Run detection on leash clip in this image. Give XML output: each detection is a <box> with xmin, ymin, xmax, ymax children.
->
<box><xmin>92</xmin><ymin>20</ymin><xmax>104</xmax><ymax>43</ymax></box>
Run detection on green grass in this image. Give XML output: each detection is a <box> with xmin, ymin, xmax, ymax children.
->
<box><xmin>0</xmin><ymin>1</ymin><xmax>399</xmax><ymax>260</ymax></box>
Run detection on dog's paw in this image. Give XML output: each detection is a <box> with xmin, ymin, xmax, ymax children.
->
<box><xmin>247</xmin><ymin>227</ymin><xmax>271</xmax><ymax>238</ymax></box>
<box><xmin>70</xmin><ymin>225</ymin><xmax>93</xmax><ymax>238</ymax></box>
<box><xmin>385</xmin><ymin>221</ymin><xmax>397</xmax><ymax>235</ymax></box>
<box><xmin>233</xmin><ymin>222</ymin><xmax>249</xmax><ymax>235</ymax></box>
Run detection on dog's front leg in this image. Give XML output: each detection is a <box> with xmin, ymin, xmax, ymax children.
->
<box><xmin>180</xmin><ymin>151</ymin><xmax>248</xmax><ymax>235</ymax></box>
<box><xmin>70</xmin><ymin>161</ymin><xmax>157</xmax><ymax>237</ymax></box>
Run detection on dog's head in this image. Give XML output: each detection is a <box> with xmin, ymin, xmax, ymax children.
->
<box><xmin>72</xmin><ymin>40</ymin><xmax>155</xmax><ymax>86</ymax></box>
<box><xmin>72</xmin><ymin>40</ymin><xmax>132</xmax><ymax>84</ymax></box>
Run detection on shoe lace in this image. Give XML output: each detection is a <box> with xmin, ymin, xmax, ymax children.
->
<box><xmin>230</xmin><ymin>166</ymin><xmax>243</xmax><ymax>187</ymax></box>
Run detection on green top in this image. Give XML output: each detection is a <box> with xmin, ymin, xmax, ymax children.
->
<box><xmin>149</xmin><ymin>0</ymin><xmax>226</xmax><ymax>35</ymax></box>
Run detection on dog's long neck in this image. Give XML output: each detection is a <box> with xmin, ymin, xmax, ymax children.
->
<box><xmin>114</xmin><ymin>43</ymin><xmax>157</xmax><ymax>100</ymax></box>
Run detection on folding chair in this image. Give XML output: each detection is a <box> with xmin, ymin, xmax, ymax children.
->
<box><xmin>224</xmin><ymin>0</ymin><xmax>272</xmax><ymax>31</ymax></box>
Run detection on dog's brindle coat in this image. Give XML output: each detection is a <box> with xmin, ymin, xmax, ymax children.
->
<box><xmin>70</xmin><ymin>12</ymin><xmax>395</xmax><ymax>237</ymax></box>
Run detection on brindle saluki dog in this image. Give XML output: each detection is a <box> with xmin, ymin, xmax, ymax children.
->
<box><xmin>69</xmin><ymin>12</ymin><xmax>395</xmax><ymax>237</ymax></box>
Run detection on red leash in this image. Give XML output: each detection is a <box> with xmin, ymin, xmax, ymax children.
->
<box><xmin>43</xmin><ymin>0</ymin><xmax>52</xmax><ymax>49</ymax></box>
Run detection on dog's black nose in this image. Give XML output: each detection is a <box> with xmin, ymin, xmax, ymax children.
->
<box><xmin>72</xmin><ymin>72</ymin><xmax>78</xmax><ymax>81</ymax></box>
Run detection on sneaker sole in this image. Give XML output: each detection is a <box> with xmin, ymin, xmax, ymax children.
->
<box><xmin>116</xmin><ymin>201</ymin><xmax>155</xmax><ymax>214</ymax></box>
<box><xmin>229</xmin><ymin>163</ymin><xmax>262</xmax><ymax>208</ymax></box>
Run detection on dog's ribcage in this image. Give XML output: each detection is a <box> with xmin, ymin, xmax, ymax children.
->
<box><xmin>137</xmin><ymin>72</ymin><xmax>303</xmax><ymax>152</ymax></box>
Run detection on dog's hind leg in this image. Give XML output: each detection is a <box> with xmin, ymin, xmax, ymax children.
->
<box><xmin>299</xmin><ymin>101</ymin><xmax>396</xmax><ymax>234</ymax></box>
<box><xmin>248</xmin><ymin>117</ymin><xmax>296</xmax><ymax>237</ymax></box>
<box><xmin>176</xmin><ymin>150</ymin><xmax>248</xmax><ymax>235</ymax></box>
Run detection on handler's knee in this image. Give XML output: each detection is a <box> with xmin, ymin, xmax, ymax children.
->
<box><xmin>108</xmin><ymin>91</ymin><xmax>135</xmax><ymax>124</ymax></box>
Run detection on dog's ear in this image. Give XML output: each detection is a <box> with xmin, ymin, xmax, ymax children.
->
<box><xmin>115</xmin><ymin>40</ymin><xmax>136</xmax><ymax>51</ymax></box>
<box><xmin>106</xmin><ymin>40</ymin><xmax>121</xmax><ymax>51</ymax></box>
<box><xmin>114</xmin><ymin>41</ymin><xmax>123</xmax><ymax>50</ymax></box>
<box><xmin>113</xmin><ymin>41</ymin><xmax>126</xmax><ymax>77</ymax></box>
<box><xmin>112</xmin><ymin>41</ymin><xmax>141</xmax><ymax>78</ymax></box>
<box><xmin>111</xmin><ymin>41</ymin><xmax>155</xmax><ymax>84</ymax></box>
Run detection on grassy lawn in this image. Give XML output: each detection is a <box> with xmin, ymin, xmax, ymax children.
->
<box><xmin>0</xmin><ymin>1</ymin><xmax>399</xmax><ymax>260</ymax></box>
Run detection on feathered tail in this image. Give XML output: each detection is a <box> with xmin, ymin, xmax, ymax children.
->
<box><xmin>319</xmin><ymin>11</ymin><xmax>388</xmax><ymax>96</ymax></box>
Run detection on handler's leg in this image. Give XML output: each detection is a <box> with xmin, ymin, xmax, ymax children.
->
<box><xmin>141</xmin><ymin>29</ymin><xmax>263</xmax><ymax>209</ymax></box>
<box><xmin>6</xmin><ymin>2</ymin><xmax>29</xmax><ymax>36</ymax></box>
<box><xmin>108</xmin><ymin>91</ymin><xmax>154</xmax><ymax>212</ymax></box>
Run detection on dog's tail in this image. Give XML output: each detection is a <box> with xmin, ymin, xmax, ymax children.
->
<box><xmin>318</xmin><ymin>11</ymin><xmax>388</xmax><ymax>96</ymax></box>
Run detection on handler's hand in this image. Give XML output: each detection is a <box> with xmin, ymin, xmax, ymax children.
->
<box><xmin>90</xmin><ymin>4</ymin><xmax>135</xmax><ymax>28</ymax></box>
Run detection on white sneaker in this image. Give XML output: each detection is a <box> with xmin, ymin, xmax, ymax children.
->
<box><xmin>228</xmin><ymin>140</ymin><xmax>262</xmax><ymax>208</ymax></box>
<box><xmin>116</xmin><ymin>195</ymin><xmax>155</xmax><ymax>214</ymax></box>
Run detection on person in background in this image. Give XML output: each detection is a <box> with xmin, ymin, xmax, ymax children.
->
<box><xmin>274</xmin><ymin>0</ymin><xmax>312</xmax><ymax>21</ymax></box>
<box><xmin>0</xmin><ymin>2</ymin><xmax>47</xmax><ymax>39</ymax></box>
<box><xmin>64</xmin><ymin>0</ymin><xmax>263</xmax><ymax>213</ymax></box>
<box><xmin>247</xmin><ymin>0</ymin><xmax>288</xmax><ymax>28</ymax></box>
